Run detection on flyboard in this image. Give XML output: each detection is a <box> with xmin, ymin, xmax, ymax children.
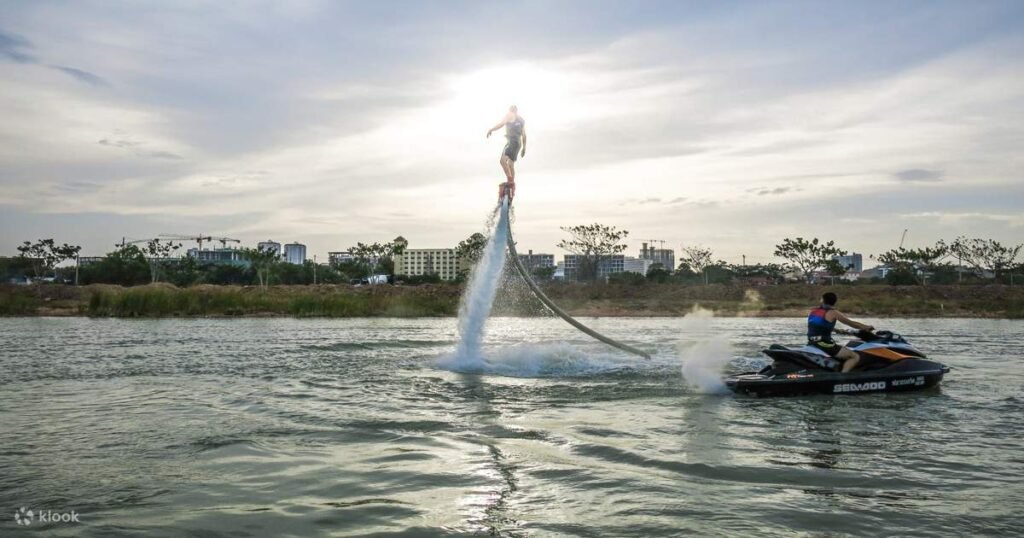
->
<box><xmin>499</xmin><ymin>183</ymin><xmax>652</xmax><ymax>359</ymax></box>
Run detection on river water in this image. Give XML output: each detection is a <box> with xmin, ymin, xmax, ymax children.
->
<box><xmin>1</xmin><ymin>316</ymin><xmax>1022</xmax><ymax>537</ymax></box>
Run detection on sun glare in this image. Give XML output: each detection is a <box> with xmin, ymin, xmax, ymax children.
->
<box><xmin>442</xmin><ymin>62</ymin><xmax>581</xmax><ymax>134</ymax></box>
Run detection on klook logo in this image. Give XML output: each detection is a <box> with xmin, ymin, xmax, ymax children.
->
<box><xmin>14</xmin><ymin>507</ymin><xmax>32</xmax><ymax>526</ymax></box>
<box><xmin>13</xmin><ymin>506</ymin><xmax>80</xmax><ymax>526</ymax></box>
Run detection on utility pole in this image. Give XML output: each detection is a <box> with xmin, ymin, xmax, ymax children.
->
<box><xmin>313</xmin><ymin>254</ymin><xmax>317</xmax><ymax>285</ymax></box>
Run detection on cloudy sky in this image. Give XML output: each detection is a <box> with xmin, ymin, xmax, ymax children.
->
<box><xmin>2</xmin><ymin>0</ymin><xmax>1022</xmax><ymax>264</ymax></box>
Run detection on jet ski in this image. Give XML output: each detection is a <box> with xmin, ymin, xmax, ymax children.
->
<box><xmin>726</xmin><ymin>330</ymin><xmax>950</xmax><ymax>397</ymax></box>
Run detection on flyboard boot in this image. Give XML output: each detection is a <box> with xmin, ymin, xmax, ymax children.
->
<box><xmin>497</xmin><ymin>181</ymin><xmax>516</xmax><ymax>202</ymax></box>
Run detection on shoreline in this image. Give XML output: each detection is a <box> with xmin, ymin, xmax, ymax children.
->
<box><xmin>3</xmin><ymin>282</ymin><xmax>1022</xmax><ymax>319</ymax></box>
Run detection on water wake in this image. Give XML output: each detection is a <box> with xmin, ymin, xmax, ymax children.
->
<box><xmin>442</xmin><ymin>342</ymin><xmax>645</xmax><ymax>377</ymax></box>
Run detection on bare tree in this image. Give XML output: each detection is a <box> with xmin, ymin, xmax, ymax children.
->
<box><xmin>679</xmin><ymin>245</ymin><xmax>714</xmax><ymax>285</ymax></box>
<box><xmin>951</xmin><ymin>237</ymin><xmax>1023</xmax><ymax>281</ymax></box>
<box><xmin>142</xmin><ymin>239</ymin><xmax>182</xmax><ymax>283</ymax></box>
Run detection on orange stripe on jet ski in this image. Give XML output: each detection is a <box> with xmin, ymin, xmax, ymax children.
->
<box><xmin>861</xmin><ymin>348</ymin><xmax>913</xmax><ymax>361</ymax></box>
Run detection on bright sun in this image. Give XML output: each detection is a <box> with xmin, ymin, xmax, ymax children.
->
<box><xmin>442</xmin><ymin>62</ymin><xmax>581</xmax><ymax>134</ymax></box>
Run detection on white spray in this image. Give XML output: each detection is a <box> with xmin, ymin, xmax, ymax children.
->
<box><xmin>678</xmin><ymin>307</ymin><xmax>734</xmax><ymax>394</ymax></box>
<box><xmin>448</xmin><ymin>198</ymin><xmax>511</xmax><ymax>369</ymax></box>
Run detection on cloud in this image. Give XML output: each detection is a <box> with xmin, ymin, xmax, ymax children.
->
<box><xmin>1</xmin><ymin>30</ymin><xmax>107</xmax><ymax>86</ymax></box>
<box><xmin>1</xmin><ymin>2</ymin><xmax>1023</xmax><ymax>260</ymax></box>
<box><xmin>747</xmin><ymin>186</ymin><xmax>796</xmax><ymax>196</ymax></box>
<box><xmin>97</xmin><ymin>134</ymin><xmax>183</xmax><ymax>160</ymax></box>
<box><xmin>0</xmin><ymin>30</ymin><xmax>36</xmax><ymax>63</ymax></box>
<box><xmin>49</xmin><ymin>65</ymin><xmax>107</xmax><ymax>86</ymax></box>
<box><xmin>894</xmin><ymin>169</ymin><xmax>944</xmax><ymax>182</ymax></box>
<box><xmin>902</xmin><ymin>211</ymin><xmax>1024</xmax><ymax>227</ymax></box>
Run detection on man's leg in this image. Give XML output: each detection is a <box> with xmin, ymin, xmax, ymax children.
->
<box><xmin>499</xmin><ymin>156</ymin><xmax>513</xmax><ymax>181</ymax></box>
<box><xmin>837</xmin><ymin>347</ymin><xmax>860</xmax><ymax>373</ymax></box>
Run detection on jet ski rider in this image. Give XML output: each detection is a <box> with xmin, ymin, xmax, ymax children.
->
<box><xmin>808</xmin><ymin>292</ymin><xmax>874</xmax><ymax>373</ymax></box>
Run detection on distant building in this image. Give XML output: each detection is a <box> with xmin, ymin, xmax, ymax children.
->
<box><xmin>623</xmin><ymin>257</ymin><xmax>656</xmax><ymax>275</ymax></box>
<box><xmin>563</xmin><ymin>254</ymin><xmax>625</xmax><ymax>280</ymax></box>
<box><xmin>395</xmin><ymin>248</ymin><xmax>459</xmax><ymax>280</ymax></box>
<box><xmin>188</xmin><ymin>248</ymin><xmax>246</xmax><ymax>265</ymax></box>
<box><xmin>640</xmin><ymin>243</ymin><xmax>675</xmax><ymax>272</ymax></box>
<box><xmin>518</xmin><ymin>250</ymin><xmax>555</xmax><ymax>270</ymax></box>
<box><xmin>832</xmin><ymin>253</ymin><xmax>863</xmax><ymax>273</ymax></box>
<box><xmin>283</xmin><ymin>243</ymin><xmax>306</xmax><ymax>265</ymax></box>
<box><xmin>328</xmin><ymin>251</ymin><xmax>355</xmax><ymax>266</ymax></box>
<box><xmin>860</xmin><ymin>265</ymin><xmax>891</xmax><ymax>279</ymax></box>
<box><xmin>258</xmin><ymin>240</ymin><xmax>282</xmax><ymax>257</ymax></box>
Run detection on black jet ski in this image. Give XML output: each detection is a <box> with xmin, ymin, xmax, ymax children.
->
<box><xmin>726</xmin><ymin>330</ymin><xmax>950</xmax><ymax>397</ymax></box>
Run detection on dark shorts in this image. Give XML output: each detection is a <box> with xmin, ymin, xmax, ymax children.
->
<box><xmin>810</xmin><ymin>339</ymin><xmax>843</xmax><ymax>358</ymax></box>
<box><xmin>503</xmin><ymin>140</ymin><xmax>521</xmax><ymax>162</ymax></box>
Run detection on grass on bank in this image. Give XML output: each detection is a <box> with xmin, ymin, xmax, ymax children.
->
<box><xmin>85</xmin><ymin>283</ymin><xmax>457</xmax><ymax>317</ymax></box>
<box><xmin>2</xmin><ymin>282</ymin><xmax>1022</xmax><ymax>318</ymax></box>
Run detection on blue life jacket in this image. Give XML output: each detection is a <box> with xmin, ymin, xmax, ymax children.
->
<box><xmin>807</xmin><ymin>304</ymin><xmax>836</xmax><ymax>340</ymax></box>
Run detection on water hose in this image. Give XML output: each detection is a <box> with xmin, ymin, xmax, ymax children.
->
<box><xmin>503</xmin><ymin>195</ymin><xmax>652</xmax><ymax>359</ymax></box>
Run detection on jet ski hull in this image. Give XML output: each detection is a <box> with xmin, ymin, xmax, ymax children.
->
<box><xmin>726</xmin><ymin>358</ymin><xmax>949</xmax><ymax>397</ymax></box>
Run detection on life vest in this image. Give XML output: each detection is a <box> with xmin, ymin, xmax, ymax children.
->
<box><xmin>807</xmin><ymin>304</ymin><xmax>836</xmax><ymax>340</ymax></box>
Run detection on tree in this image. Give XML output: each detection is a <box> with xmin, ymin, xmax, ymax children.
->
<box><xmin>951</xmin><ymin>237</ymin><xmax>1023</xmax><ymax>282</ymax></box>
<box><xmin>240</xmin><ymin>246</ymin><xmax>280</xmax><ymax>290</ymax></box>
<box><xmin>78</xmin><ymin>245</ymin><xmax>149</xmax><ymax>286</ymax></box>
<box><xmin>729</xmin><ymin>263</ymin><xmax>789</xmax><ymax>283</ymax></box>
<box><xmin>646</xmin><ymin>263</ymin><xmax>671</xmax><ymax>283</ymax></box>
<box><xmin>17</xmin><ymin>239</ymin><xmax>81</xmax><ymax>281</ymax></box>
<box><xmin>531</xmin><ymin>265</ymin><xmax>556</xmax><ymax>281</ymax></box>
<box><xmin>773</xmin><ymin>237</ymin><xmax>846</xmax><ymax>283</ymax></box>
<box><xmin>877</xmin><ymin>241</ymin><xmax>950</xmax><ymax>286</ymax></box>
<box><xmin>348</xmin><ymin>237</ymin><xmax>407</xmax><ymax>278</ymax></box>
<box><xmin>557</xmin><ymin>223</ymin><xmax>629</xmax><ymax>281</ymax></box>
<box><xmin>141</xmin><ymin>238</ymin><xmax>182</xmax><ymax>283</ymax></box>
<box><xmin>679</xmin><ymin>246</ymin><xmax>714</xmax><ymax>285</ymax></box>
<box><xmin>456</xmin><ymin>233</ymin><xmax>488</xmax><ymax>267</ymax></box>
<box><xmin>823</xmin><ymin>259</ymin><xmax>847</xmax><ymax>285</ymax></box>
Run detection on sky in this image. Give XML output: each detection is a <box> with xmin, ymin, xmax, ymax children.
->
<box><xmin>1</xmin><ymin>0</ymin><xmax>1023</xmax><ymax>265</ymax></box>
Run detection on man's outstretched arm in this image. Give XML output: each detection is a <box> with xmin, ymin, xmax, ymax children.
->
<box><xmin>486</xmin><ymin>112</ymin><xmax>514</xmax><ymax>138</ymax></box>
<box><xmin>835</xmin><ymin>311</ymin><xmax>874</xmax><ymax>332</ymax></box>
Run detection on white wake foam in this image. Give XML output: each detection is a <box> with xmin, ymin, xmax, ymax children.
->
<box><xmin>438</xmin><ymin>342</ymin><xmax>640</xmax><ymax>378</ymax></box>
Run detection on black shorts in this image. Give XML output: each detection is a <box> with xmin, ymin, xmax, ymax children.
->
<box><xmin>810</xmin><ymin>339</ymin><xmax>843</xmax><ymax>358</ymax></box>
<box><xmin>503</xmin><ymin>140</ymin><xmax>521</xmax><ymax>162</ymax></box>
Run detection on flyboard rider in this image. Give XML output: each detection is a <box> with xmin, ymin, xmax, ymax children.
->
<box><xmin>486</xmin><ymin>105</ymin><xmax>526</xmax><ymax>200</ymax></box>
<box><xmin>808</xmin><ymin>292</ymin><xmax>875</xmax><ymax>373</ymax></box>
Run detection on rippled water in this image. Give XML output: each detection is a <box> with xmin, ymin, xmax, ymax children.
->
<box><xmin>1</xmin><ymin>316</ymin><xmax>1022</xmax><ymax>537</ymax></box>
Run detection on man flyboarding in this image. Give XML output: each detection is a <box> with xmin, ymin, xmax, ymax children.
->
<box><xmin>486</xmin><ymin>105</ymin><xmax>526</xmax><ymax>201</ymax></box>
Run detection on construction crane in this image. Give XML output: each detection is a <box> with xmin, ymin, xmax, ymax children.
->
<box><xmin>210</xmin><ymin>236</ymin><xmax>241</xmax><ymax>249</ymax></box>
<box><xmin>160</xmin><ymin>234</ymin><xmax>213</xmax><ymax>250</ymax></box>
<box><xmin>641</xmin><ymin>239</ymin><xmax>667</xmax><ymax>258</ymax></box>
<box><xmin>115</xmin><ymin>237</ymin><xmax>153</xmax><ymax>248</ymax></box>
<box><xmin>899</xmin><ymin>229</ymin><xmax>909</xmax><ymax>249</ymax></box>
